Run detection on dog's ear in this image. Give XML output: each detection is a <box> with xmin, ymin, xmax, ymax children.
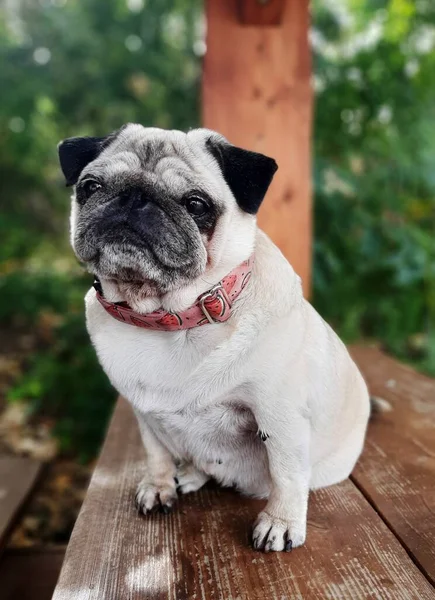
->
<box><xmin>206</xmin><ymin>137</ymin><xmax>278</xmax><ymax>214</ymax></box>
<box><xmin>58</xmin><ymin>136</ymin><xmax>108</xmax><ymax>186</ymax></box>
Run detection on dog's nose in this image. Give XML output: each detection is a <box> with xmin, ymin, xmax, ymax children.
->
<box><xmin>118</xmin><ymin>188</ymin><xmax>148</xmax><ymax>209</ymax></box>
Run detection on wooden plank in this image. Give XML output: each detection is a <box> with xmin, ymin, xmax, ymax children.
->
<box><xmin>351</xmin><ymin>346</ymin><xmax>435</xmax><ymax>587</ymax></box>
<box><xmin>203</xmin><ymin>0</ymin><xmax>312</xmax><ymax>295</ymax></box>
<box><xmin>0</xmin><ymin>547</ymin><xmax>65</xmax><ymax>600</ymax></box>
<box><xmin>52</xmin><ymin>398</ymin><xmax>435</xmax><ymax>600</ymax></box>
<box><xmin>0</xmin><ymin>457</ymin><xmax>42</xmax><ymax>553</ymax></box>
<box><xmin>237</xmin><ymin>0</ymin><xmax>286</xmax><ymax>26</ymax></box>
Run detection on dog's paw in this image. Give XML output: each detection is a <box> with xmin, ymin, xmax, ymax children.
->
<box><xmin>175</xmin><ymin>462</ymin><xmax>209</xmax><ymax>494</ymax></box>
<box><xmin>135</xmin><ymin>474</ymin><xmax>177</xmax><ymax>515</ymax></box>
<box><xmin>252</xmin><ymin>511</ymin><xmax>306</xmax><ymax>552</ymax></box>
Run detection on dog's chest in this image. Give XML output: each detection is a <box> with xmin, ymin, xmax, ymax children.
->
<box><xmin>150</xmin><ymin>400</ymin><xmax>265</xmax><ymax>475</ymax></box>
<box><xmin>87</xmin><ymin>292</ymin><xmax>270</xmax><ymax>493</ymax></box>
<box><xmin>87</xmin><ymin>294</ymin><xmax>236</xmax><ymax>409</ymax></box>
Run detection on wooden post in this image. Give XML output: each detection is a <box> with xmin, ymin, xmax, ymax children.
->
<box><xmin>237</xmin><ymin>0</ymin><xmax>286</xmax><ymax>25</ymax></box>
<box><xmin>202</xmin><ymin>0</ymin><xmax>312</xmax><ymax>295</ymax></box>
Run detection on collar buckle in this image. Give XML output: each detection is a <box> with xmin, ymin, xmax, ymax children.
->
<box><xmin>198</xmin><ymin>283</ymin><xmax>232</xmax><ymax>324</ymax></box>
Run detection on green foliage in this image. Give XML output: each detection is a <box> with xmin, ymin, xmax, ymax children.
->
<box><xmin>8</xmin><ymin>313</ymin><xmax>115</xmax><ymax>462</ymax></box>
<box><xmin>0</xmin><ymin>270</ymin><xmax>75</xmax><ymax>322</ymax></box>
<box><xmin>312</xmin><ymin>0</ymin><xmax>435</xmax><ymax>374</ymax></box>
<box><xmin>3</xmin><ymin>269</ymin><xmax>115</xmax><ymax>461</ymax></box>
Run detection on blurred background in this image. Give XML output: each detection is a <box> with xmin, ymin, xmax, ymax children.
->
<box><xmin>0</xmin><ymin>0</ymin><xmax>434</xmax><ymax>552</ymax></box>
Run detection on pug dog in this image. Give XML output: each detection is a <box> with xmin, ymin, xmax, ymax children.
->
<box><xmin>58</xmin><ymin>124</ymin><xmax>370</xmax><ymax>552</ymax></box>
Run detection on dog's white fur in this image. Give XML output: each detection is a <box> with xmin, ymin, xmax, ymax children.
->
<box><xmin>76</xmin><ymin>126</ymin><xmax>370</xmax><ymax>552</ymax></box>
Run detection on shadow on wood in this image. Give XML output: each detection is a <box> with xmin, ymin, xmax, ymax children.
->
<box><xmin>0</xmin><ymin>547</ymin><xmax>65</xmax><ymax>600</ymax></box>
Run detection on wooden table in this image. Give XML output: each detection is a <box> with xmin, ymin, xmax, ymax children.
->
<box><xmin>52</xmin><ymin>347</ymin><xmax>435</xmax><ymax>599</ymax></box>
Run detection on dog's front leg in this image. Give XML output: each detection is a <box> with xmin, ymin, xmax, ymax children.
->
<box><xmin>252</xmin><ymin>405</ymin><xmax>310</xmax><ymax>552</ymax></box>
<box><xmin>134</xmin><ymin>410</ymin><xmax>177</xmax><ymax>514</ymax></box>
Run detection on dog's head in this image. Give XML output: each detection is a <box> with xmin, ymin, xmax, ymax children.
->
<box><xmin>58</xmin><ymin>125</ymin><xmax>277</xmax><ymax>297</ymax></box>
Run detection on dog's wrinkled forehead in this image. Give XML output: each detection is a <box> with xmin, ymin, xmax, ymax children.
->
<box><xmin>83</xmin><ymin>125</ymin><xmax>202</xmax><ymax>192</ymax></box>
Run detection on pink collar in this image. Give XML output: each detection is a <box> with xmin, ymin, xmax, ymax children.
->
<box><xmin>94</xmin><ymin>256</ymin><xmax>254</xmax><ymax>331</ymax></box>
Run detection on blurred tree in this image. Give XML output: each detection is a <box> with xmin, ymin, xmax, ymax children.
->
<box><xmin>311</xmin><ymin>0</ymin><xmax>435</xmax><ymax>373</ymax></box>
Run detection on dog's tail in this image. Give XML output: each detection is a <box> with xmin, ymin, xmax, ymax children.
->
<box><xmin>369</xmin><ymin>395</ymin><xmax>393</xmax><ymax>419</ymax></box>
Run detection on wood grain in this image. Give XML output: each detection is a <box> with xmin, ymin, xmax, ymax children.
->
<box><xmin>237</xmin><ymin>0</ymin><xmax>286</xmax><ymax>26</ymax></box>
<box><xmin>203</xmin><ymin>0</ymin><xmax>313</xmax><ymax>295</ymax></box>
<box><xmin>52</xmin><ymin>397</ymin><xmax>435</xmax><ymax>600</ymax></box>
<box><xmin>0</xmin><ymin>457</ymin><xmax>42</xmax><ymax>554</ymax></box>
<box><xmin>351</xmin><ymin>346</ymin><xmax>435</xmax><ymax>587</ymax></box>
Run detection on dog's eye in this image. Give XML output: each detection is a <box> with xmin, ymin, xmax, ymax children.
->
<box><xmin>81</xmin><ymin>179</ymin><xmax>102</xmax><ymax>199</ymax></box>
<box><xmin>185</xmin><ymin>195</ymin><xmax>208</xmax><ymax>217</ymax></box>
